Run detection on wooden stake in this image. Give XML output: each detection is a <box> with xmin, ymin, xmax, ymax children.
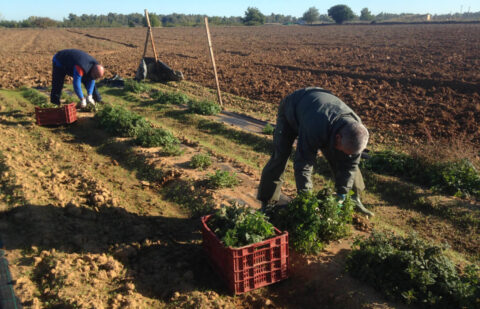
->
<box><xmin>143</xmin><ymin>9</ymin><xmax>158</xmax><ymax>62</ymax></box>
<box><xmin>204</xmin><ymin>17</ymin><xmax>223</xmax><ymax>107</ymax></box>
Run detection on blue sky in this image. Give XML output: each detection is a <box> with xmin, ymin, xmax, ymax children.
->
<box><xmin>1</xmin><ymin>0</ymin><xmax>479</xmax><ymax>21</ymax></box>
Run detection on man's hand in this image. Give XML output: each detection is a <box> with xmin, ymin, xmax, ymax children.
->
<box><xmin>87</xmin><ymin>95</ymin><xmax>95</xmax><ymax>105</ymax></box>
<box><xmin>79</xmin><ymin>97</ymin><xmax>87</xmax><ymax>108</ymax></box>
<box><xmin>336</xmin><ymin>194</ymin><xmax>346</xmax><ymax>208</ymax></box>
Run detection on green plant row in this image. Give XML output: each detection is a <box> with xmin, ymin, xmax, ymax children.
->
<box><xmin>94</xmin><ymin>104</ymin><xmax>180</xmax><ymax>153</ymax></box>
<box><xmin>207</xmin><ymin>204</ymin><xmax>275</xmax><ymax>247</ymax></box>
<box><xmin>207</xmin><ymin>170</ymin><xmax>239</xmax><ymax>189</ymax></box>
<box><xmin>346</xmin><ymin>231</ymin><xmax>480</xmax><ymax>308</ymax></box>
<box><xmin>124</xmin><ymin>79</ymin><xmax>221</xmax><ymax>115</ymax></box>
<box><xmin>189</xmin><ymin>153</ymin><xmax>212</xmax><ymax>170</ymax></box>
<box><xmin>150</xmin><ymin>89</ymin><xmax>189</xmax><ymax>105</ymax></box>
<box><xmin>20</xmin><ymin>87</ymin><xmax>57</xmax><ymax>108</ymax></box>
<box><xmin>123</xmin><ymin>79</ymin><xmax>152</xmax><ymax>94</ymax></box>
<box><xmin>272</xmin><ymin>186</ymin><xmax>354</xmax><ymax>254</ymax></box>
<box><xmin>187</xmin><ymin>99</ymin><xmax>221</xmax><ymax>115</ymax></box>
<box><xmin>361</xmin><ymin>150</ymin><xmax>480</xmax><ymax>198</ymax></box>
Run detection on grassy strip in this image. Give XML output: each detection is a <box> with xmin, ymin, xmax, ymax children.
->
<box><xmin>94</xmin><ymin>104</ymin><xmax>181</xmax><ymax>152</ymax></box>
<box><xmin>362</xmin><ymin>150</ymin><xmax>480</xmax><ymax>198</ymax></box>
<box><xmin>346</xmin><ymin>231</ymin><xmax>480</xmax><ymax>308</ymax></box>
<box><xmin>262</xmin><ymin>123</ymin><xmax>275</xmax><ymax>135</ymax></box>
<box><xmin>207</xmin><ymin>170</ymin><xmax>239</xmax><ymax>189</ymax></box>
<box><xmin>187</xmin><ymin>99</ymin><xmax>221</xmax><ymax>115</ymax></box>
<box><xmin>189</xmin><ymin>153</ymin><xmax>212</xmax><ymax>170</ymax></box>
<box><xmin>150</xmin><ymin>89</ymin><xmax>189</xmax><ymax>105</ymax></box>
<box><xmin>19</xmin><ymin>87</ymin><xmax>57</xmax><ymax>108</ymax></box>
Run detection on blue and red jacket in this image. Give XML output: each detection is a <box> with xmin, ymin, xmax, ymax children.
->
<box><xmin>52</xmin><ymin>49</ymin><xmax>98</xmax><ymax>99</ymax></box>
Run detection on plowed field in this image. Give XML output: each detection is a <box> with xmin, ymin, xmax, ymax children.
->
<box><xmin>1</xmin><ymin>24</ymin><xmax>479</xmax><ymax>144</ymax></box>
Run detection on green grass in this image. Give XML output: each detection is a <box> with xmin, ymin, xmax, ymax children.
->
<box><xmin>94</xmin><ymin>104</ymin><xmax>150</xmax><ymax>137</ymax></box>
<box><xmin>188</xmin><ymin>99</ymin><xmax>221</xmax><ymax>115</ymax></box>
<box><xmin>346</xmin><ymin>231</ymin><xmax>480</xmax><ymax>308</ymax></box>
<box><xmin>207</xmin><ymin>170</ymin><xmax>239</xmax><ymax>189</ymax></box>
<box><xmin>20</xmin><ymin>87</ymin><xmax>56</xmax><ymax>107</ymax></box>
<box><xmin>189</xmin><ymin>153</ymin><xmax>212</xmax><ymax>170</ymax></box>
<box><xmin>134</xmin><ymin>126</ymin><xmax>182</xmax><ymax>155</ymax></box>
<box><xmin>150</xmin><ymin>90</ymin><xmax>189</xmax><ymax>105</ymax></box>
<box><xmin>123</xmin><ymin>79</ymin><xmax>151</xmax><ymax>94</ymax></box>
<box><xmin>262</xmin><ymin>123</ymin><xmax>275</xmax><ymax>135</ymax></box>
<box><xmin>362</xmin><ymin>150</ymin><xmax>480</xmax><ymax>198</ymax></box>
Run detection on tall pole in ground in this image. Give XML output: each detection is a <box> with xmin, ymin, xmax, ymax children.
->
<box><xmin>204</xmin><ymin>17</ymin><xmax>223</xmax><ymax>107</ymax></box>
<box><xmin>143</xmin><ymin>9</ymin><xmax>158</xmax><ymax>62</ymax></box>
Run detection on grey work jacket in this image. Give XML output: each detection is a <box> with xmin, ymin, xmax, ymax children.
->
<box><xmin>283</xmin><ymin>87</ymin><xmax>363</xmax><ymax>194</ymax></box>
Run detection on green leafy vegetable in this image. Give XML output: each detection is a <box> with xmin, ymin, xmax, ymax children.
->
<box><xmin>207</xmin><ymin>204</ymin><xmax>275</xmax><ymax>247</ymax></box>
<box><xmin>272</xmin><ymin>186</ymin><xmax>354</xmax><ymax>254</ymax></box>
<box><xmin>346</xmin><ymin>231</ymin><xmax>480</xmax><ymax>308</ymax></box>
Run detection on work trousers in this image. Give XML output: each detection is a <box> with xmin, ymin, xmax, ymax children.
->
<box><xmin>257</xmin><ymin>100</ymin><xmax>365</xmax><ymax>204</ymax></box>
<box><xmin>50</xmin><ymin>64</ymin><xmax>102</xmax><ymax>105</ymax></box>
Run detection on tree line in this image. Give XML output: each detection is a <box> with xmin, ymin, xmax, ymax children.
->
<box><xmin>0</xmin><ymin>6</ymin><xmax>479</xmax><ymax>28</ymax></box>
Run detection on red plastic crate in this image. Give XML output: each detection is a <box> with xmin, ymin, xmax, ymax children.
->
<box><xmin>201</xmin><ymin>215</ymin><xmax>289</xmax><ymax>294</ymax></box>
<box><xmin>35</xmin><ymin>103</ymin><xmax>77</xmax><ymax>126</ymax></box>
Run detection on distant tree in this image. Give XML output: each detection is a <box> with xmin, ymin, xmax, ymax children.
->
<box><xmin>319</xmin><ymin>14</ymin><xmax>334</xmax><ymax>23</ymax></box>
<box><xmin>243</xmin><ymin>7</ymin><xmax>265</xmax><ymax>25</ymax></box>
<box><xmin>144</xmin><ymin>13</ymin><xmax>160</xmax><ymax>27</ymax></box>
<box><xmin>302</xmin><ymin>7</ymin><xmax>320</xmax><ymax>24</ymax></box>
<box><xmin>360</xmin><ymin>8</ymin><xmax>375</xmax><ymax>21</ymax></box>
<box><xmin>328</xmin><ymin>5</ymin><xmax>355</xmax><ymax>24</ymax></box>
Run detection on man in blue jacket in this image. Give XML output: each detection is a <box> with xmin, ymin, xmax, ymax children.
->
<box><xmin>50</xmin><ymin>49</ymin><xmax>104</xmax><ymax>108</ymax></box>
<box><xmin>258</xmin><ymin>87</ymin><xmax>374</xmax><ymax>217</ymax></box>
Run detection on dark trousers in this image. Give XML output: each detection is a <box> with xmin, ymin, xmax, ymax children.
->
<box><xmin>257</xmin><ymin>99</ymin><xmax>297</xmax><ymax>204</ymax></box>
<box><xmin>50</xmin><ymin>65</ymin><xmax>102</xmax><ymax>105</ymax></box>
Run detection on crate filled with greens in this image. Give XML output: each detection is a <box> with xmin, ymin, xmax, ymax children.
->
<box><xmin>35</xmin><ymin>103</ymin><xmax>77</xmax><ymax>126</ymax></box>
<box><xmin>201</xmin><ymin>205</ymin><xmax>289</xmax><ymax>294</ymax></box>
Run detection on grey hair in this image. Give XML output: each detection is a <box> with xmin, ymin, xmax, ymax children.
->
<box><xmin>339</xmin><ymin>122</ymin><xmax>369</xmax><ymax>154</ymax></box>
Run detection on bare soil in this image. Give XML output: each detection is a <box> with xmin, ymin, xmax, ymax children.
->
<box><xmin>0</xmin><ymin>24</ymin><xmax>479</xmax><ymax>144</ymax></box>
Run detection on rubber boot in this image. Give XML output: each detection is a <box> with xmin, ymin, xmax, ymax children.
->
<box><xmin>352</xmin><ymin>194</ymin><xmax>374</xmax><ymax>218</ymax></box>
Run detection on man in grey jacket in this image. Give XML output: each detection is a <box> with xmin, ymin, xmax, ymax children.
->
<box><xmin>257</xmin><ymin>87</ymin><xmax>373</xmax><ymax>216</ymax></box>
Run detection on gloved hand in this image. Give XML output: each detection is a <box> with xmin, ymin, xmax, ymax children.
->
<box><xmin>87</xmin><ymin>95</ymin><xmax>95</xmax><ymax>105</ymax></box>
<box><xmin>79</xmin><ymin>97</ymin><xmax>87</xmax><ymax>108</ymax></box>
<box><xmin>336</xmin><ymin>194</ymin><xmax>346</xmax><ymax>208</ymax></box>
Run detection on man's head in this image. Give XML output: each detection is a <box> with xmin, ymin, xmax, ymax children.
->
<box><xmin>335</xmin><ymin>122</ymin><xmax>369</xmax><ymax>155</ymax></box>
<box><xmin>91</xmin><ymin>64</ymin><xmax>105</xmax><ymax>80</ymax></box>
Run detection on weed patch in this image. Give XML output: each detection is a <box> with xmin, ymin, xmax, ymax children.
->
<box><xmin>95</xmin><ymin>104</ymin><xmax>150</xmax><ymax>137</ymax></box>
<box><xmin>346</xmin><ymin>232</ymin><xmax>480</xmax><ymax>308</ymax></box>
<box><xmin>207</xmin><ymin>204</ymin><xmax>275</xmax><ymax>247</ymax></box>
<box><xmin>134</xmin><ymin>126</ymin><xmax>180</xmax><ymax>153</ymax></box>
<box><xmin>20</xmin><ymin>87</ymin><xmax>56</xmax><ymax>108</ymax></box>
<box><xmin>188</xmin><ymin>99</ymin><xmax>221</xmax><ymax>115</ymax></box>
<box><xmin>207</xmin><ymin>170</ymin><xmax>239</xmax><ymax>189</ymax></box>
<box><xmin>123</xmin><ymin>79</ymin><xmax>151</xmax><ymax>94</ymax></box>
<box><xmin>262</xmin><ymin>123</ymin><xmax>275</xmax><ymax>135</ymax></box>
<box><xmin>272</xmin><ymin>187</ymin><xmax>354</xmax><ymax>254</ymax></box>
<box><xmin>150</xmin><ymin>90</ymin><xmax>189</xmax><ymax>105</ymax></box>
<box><xmin>362</xmin><ymin>150</ymin><xmax>480</xmax><ymax>198</ymax></box>
<box><xmin>189</xmin><ymin>153</ymin><xmax>212</xmax><ymax>170</ymax></box>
